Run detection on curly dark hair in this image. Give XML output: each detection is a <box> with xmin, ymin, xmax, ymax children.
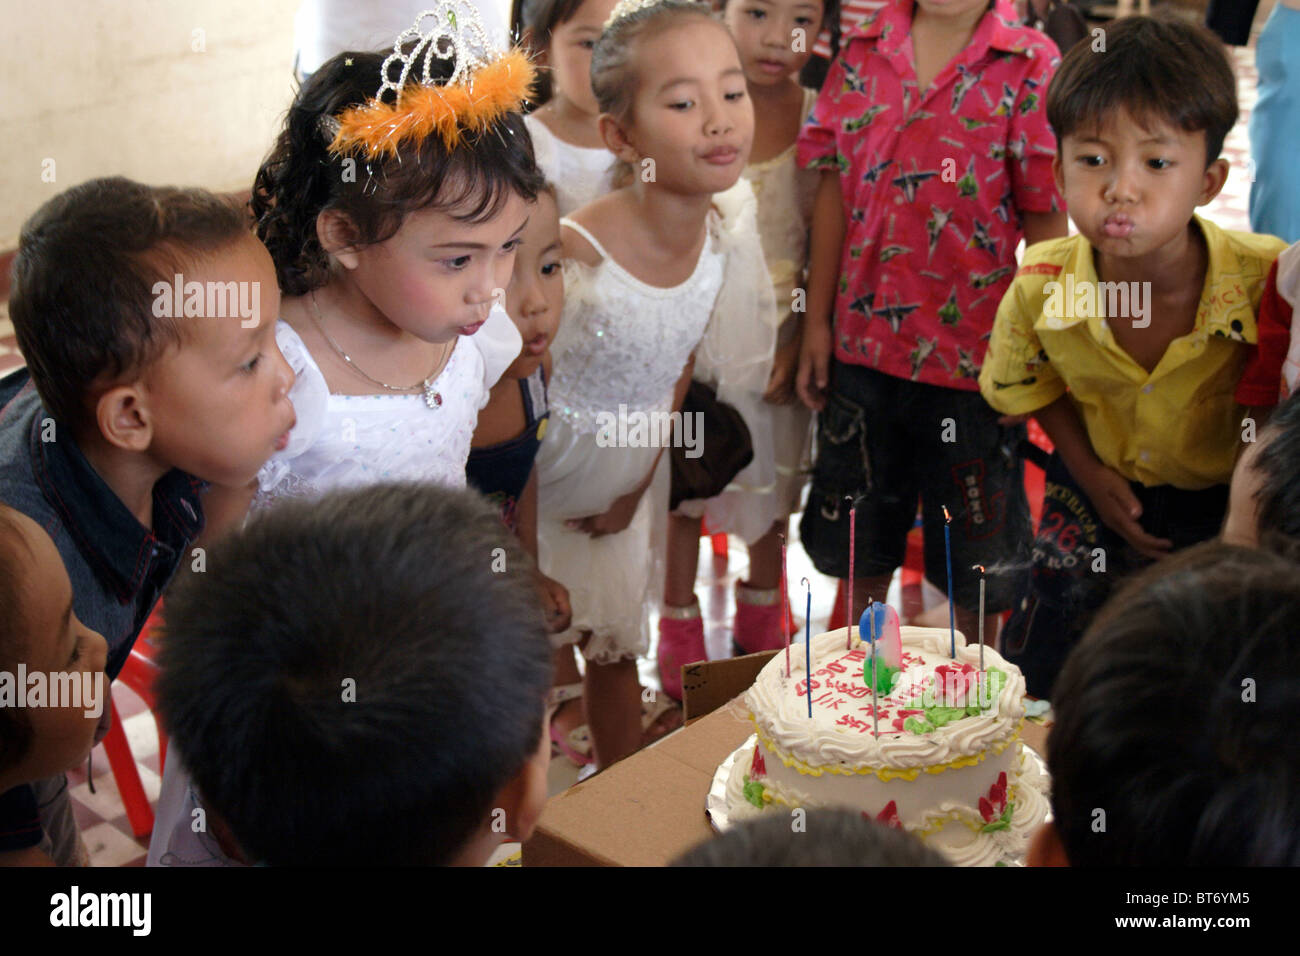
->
<box><xmin>252</xmin><ymin>47</ymin><xmax>544</xmax><ymax>297</ymax></box>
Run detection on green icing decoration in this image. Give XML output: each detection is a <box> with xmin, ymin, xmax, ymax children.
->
<box><xmin>862</xmin><ymin>661</ymin><xmax>900</xmax><ymax>696</ymax></box>
<box><xmin>742</xmin><ymin>776</ymin><xmax>766</xmax><ymax>810</ymax></box>
<box><xmin>903</xmin><ymin>715</ymin><xmax>934</xmax><ymax>735</ymax></box>
<box><xmin>981</xmin><ymin>802</ymin><xmax>1014</xmax><ymax>833</ymax></box>
<box><xmin>926</xmin><ymin>706</ymin><xmax>968</xmax><ymax>727</ymax></box>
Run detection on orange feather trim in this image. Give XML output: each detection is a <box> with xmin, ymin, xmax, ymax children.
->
<box><xmin>329</xmin><ymin>49</ymin><xmax>536</xmax><ymax>158</ymax></box>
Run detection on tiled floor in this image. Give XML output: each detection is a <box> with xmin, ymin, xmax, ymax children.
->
<box><xmin>4</xmin><ymin>32</ymin><xmax>1268</xmax><ymax>868</ymax></box>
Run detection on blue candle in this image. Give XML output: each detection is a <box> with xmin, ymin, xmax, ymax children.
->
<box><xmin>943</xmin><ymin>505</ymin><xmax>955</xmax><ymax>658</ymax></box>
<box><xmin>869</xmin><ymin>599</ymin><xmax>878</xmax><ymax>736</ymax></box>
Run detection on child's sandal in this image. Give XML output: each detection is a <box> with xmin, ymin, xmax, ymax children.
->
<box><xmin>547</xmin><ymin>683</ymin><xmax>594</xmax><ymax>767</ymax></box>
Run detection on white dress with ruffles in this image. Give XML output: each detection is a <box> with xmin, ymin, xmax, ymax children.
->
<box><xmin>146</xmin><ymin>305</ymin><xmax>521</xmax><ymax>869</ymax></box>
<box><xmin>538</xmin><ymin>184</ymin><xmax>776</xmax><ymax>662</ymax></box>
<box><xmin>254</xmin><ymin>305</ymin><xmax>521</xmax><ymax>504</ymax></box>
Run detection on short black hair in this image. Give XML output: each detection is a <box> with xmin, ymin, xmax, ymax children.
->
<box><xmin>155</xmin><ymin>483</ymin><xmax>553</xmax><ymax>866</ymax></box>
<box><xmin>0</xmin><ymin>507</ymin><xmax>35</xmax><ymax>775</ymax></box>
<box><xmin>253</xmin><ymin>46</ymin><xmax>544</xmax><ymax>297</ymax></box>
<box><xmin>1252</xmin><ymin>391</ymin><xmax>1300</xmax><ymax>550</ymax></box>
<box><xmin>1048</xmin><ymin>541</ymin><xmax>1300</xmax><ymax>866</ymax></box>
<box><xmin>513</xmin><ymin>0</ymin><xmax>587</xmax><ymax>103</ymax></box>
<box><xmin>1046</xmin><ymin>15</ymin><xmax>1237</xmax><ymax>165</ymax></box>
<box><xmin>8</xmin><ymin>178</ymin><xmax>250</xmax><ymax>431</ymax></box>
<box><xmin>671</xmin><ymin>809</ymin><xmax>950</xmax><ymax>866</ymax></box>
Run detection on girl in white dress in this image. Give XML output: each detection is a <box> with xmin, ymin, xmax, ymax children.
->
<box><xmin>536</xmin><ymin>0</ymin><xmax>772</xmax><ymax>768</ymax></box>
<box><xmin>659</xmin><ymin>0</ymin><xmax>824</xmax><ymax>686</ymax></box>
<box><xmin>516</xmin><ymin>0</ymin><xmax>621</xmax><ymax>215</ymax></box>
<box><xmin>148</xmin><ymin>11</ymin><xmax>549</xmax><ymax>866</ymax></box>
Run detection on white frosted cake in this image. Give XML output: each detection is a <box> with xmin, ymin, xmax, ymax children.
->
<box><xmin>723</xmin><ymin>626</ymin><xmax>1049</xmax><ymax>866</ymax></box>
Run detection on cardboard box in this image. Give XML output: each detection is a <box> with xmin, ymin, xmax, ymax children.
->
<box><xmin>523</xmin><ymin>657</ymin><xmax>1051</xmax><ymax>867</ymax></box>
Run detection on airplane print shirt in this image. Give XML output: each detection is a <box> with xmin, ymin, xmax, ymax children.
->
<box><xmin>797</xmin><ymin>0</ymin><xmax>1061</xmax><ymax>390</ymax></box>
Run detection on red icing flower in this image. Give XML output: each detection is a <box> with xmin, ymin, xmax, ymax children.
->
<box><xmin>875</xmin><ymin>801</ymin><xmax>903</xmax><ymax>830</ymax></box>
<box><xmin>979</xmin><ymin>772</ymin><xmax>1009</xmax><ymax>823</ymax></box>
<box><xmin>750</xmin><ymin>746</ymin><xmax>766</xmax><ymax>779</ymax></box>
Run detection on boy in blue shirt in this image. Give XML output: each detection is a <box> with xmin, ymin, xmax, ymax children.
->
<box><xmin>0</xmin><ymin>177</ymin><xmax>295</xmax><ymax>864</ymax></box>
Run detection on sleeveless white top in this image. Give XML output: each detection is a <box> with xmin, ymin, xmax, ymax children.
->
<box><xmin>536</xmin><ymin>215</ymin><xmax>725</xmax><ymax>662</ymax></box>
<box><xmin>746</xmin><ymin>88</ymin><xmax>819</xmax><ymax>313</ymax></box>
<box><xmin>545</xmin><ymin>216</ymin><xmax>724</xmax><ymax>443</ymax></box>
<box><xmin>254</xmin><ymin>306</ymin><xmax>522</xmax><ymax>503</ymax></box>
<box><xmin>525</xmin><ymin>114</ymin><xmax>619</xmax><ymax>217</ymax></box>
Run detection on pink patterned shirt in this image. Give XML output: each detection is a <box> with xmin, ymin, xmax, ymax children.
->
<box><xmin>797</xmin><ymin>0</ymin><xmax>1062</xmax><ymax>390</ymax></box>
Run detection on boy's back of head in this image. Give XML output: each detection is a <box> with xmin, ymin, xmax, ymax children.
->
<box><xmin>8</xmin><ymin>176</ymin><xmax>249</xmax><ymax>431</ymax></box>
<box><xmin>671</xmin><ymin>809</ymin><xmax>949</xmax><ymax>867</ymax></box>
<box><xmin>1252</xmin><ymin>392</ymin><xmax>1300</xmax><ymax>551</ymax></box>
<box><xmin>155</xmin><ymin>482</ymin><xmax>553</xmax><ymax>866</ymax></box>
<box><xmin>1046</xmin><ymin>541</ymin><xmax>1300</xmax><ymax>866</ymax></box>
<box><xmin>1046</xmin><ymin>15</ymin><xmax>1237</xmax><ymax>165</ymax></box>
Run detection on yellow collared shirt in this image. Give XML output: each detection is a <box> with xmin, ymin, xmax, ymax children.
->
<box><xmin>979</xmin><ymin>216</ymin><xmax>1285</xmax><ymax>488</ymax></box>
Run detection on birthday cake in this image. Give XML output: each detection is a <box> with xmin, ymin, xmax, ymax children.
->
<box><xmin>722</xmin><ymin>618</ymin><xmax>1049</xmax><ymax>866</ymax></box>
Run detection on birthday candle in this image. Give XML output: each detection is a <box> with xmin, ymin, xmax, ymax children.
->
<box><xmin>869</xmin><ymin>599</ymin><xmax>878</xmax><ymax>737</ymax></box>
<box><xmin>942</xmin><ymin>505</ymin><xmax>955</xmax><ymax>659</ymax></box>
<box><xmin>802</xmin><ymin>577</ymin><xmax>812</xmax><ymax>718</ymax></box>
<box><xmin>846</xmin><ymin>496</ymin><xmax>856</xmax><ymax>650</ymax></box>
<box><xmin>973</xmin><ymin>564</ymin><xmax>986</xmax><ymax>670</ymax></box>
<box><xmin>781</xmin><ymin>534</ymin><xmax>790</xmax><ymax>678</ymax></box>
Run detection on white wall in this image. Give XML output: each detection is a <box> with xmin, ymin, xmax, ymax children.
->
<box><xmin>0</xmin><ymin>0</ymin><xmax>509</xmax><ymax>246</ymax></box>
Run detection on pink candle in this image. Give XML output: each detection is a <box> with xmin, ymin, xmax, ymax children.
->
<box><xmin>781</xmin><ymin>533</ymin><xmax>791</xmax><ymax>677</ymax></box>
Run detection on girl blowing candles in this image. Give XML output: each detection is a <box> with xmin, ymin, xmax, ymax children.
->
<box><xmin>249</xmin><ymin>8</ymin><xmax>542</xmax><ymax>505</ymax></box>
<box><xmin>149</xmin><ymin>5</ymin><xmax>553</xmax><ymax>865</ymax></box>
<box><xmin>536</xmin><ymin>0</ymin><xmax>768</xmax><ymax>767</ymax></box>
<box><xmin>659</xmin><ymin>0</ymin><xmax>829</xmax><ymax>693</ymax></box>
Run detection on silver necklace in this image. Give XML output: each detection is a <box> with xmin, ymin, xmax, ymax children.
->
<box><xmin>309</xmin><ymin>291</ymin><xmax>444</xmax><ymax>409</ymax></box>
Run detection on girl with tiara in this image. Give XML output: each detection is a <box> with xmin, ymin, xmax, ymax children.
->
<box><xmin>249</xmin><ymin>9</ymin><xmax>541</xmax><ymax>506</ymax></box>
<box><xmin>536</xmin><ymin>0</ymin><xmax>775</xmax><ymax>768</ymax></box>
<box><xmin>147</xmin><ymin>5</ymin><xmax>553</xmax><ymax>866</ymax></box>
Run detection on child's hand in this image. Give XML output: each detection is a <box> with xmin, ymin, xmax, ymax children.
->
<box><xmin>763</xmin><ymin>335</ymin><xmax>801</xmax><ymax>405</ymax></box>
<box><xmin>796</xmin><ymin>316</ymin><xmax>833</xmax><ymax>411</ymax></box>
<box><xmin>566</xmin><ymin>488</ymin><xmax>642</xmax><ymax>538</ymax></box>
<box><xmin>1075</xmin><ymin>462</ymin><xmax>1173</xmax><ymax>559</ymax></box>
<box><xmin>537</xmin><ymin>572</ymin><xmax>573</xmax><ymax>633</ymax></box>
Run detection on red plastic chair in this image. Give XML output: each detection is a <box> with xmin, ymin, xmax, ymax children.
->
<box><xmin>100</xmin><ymin>609</ymin><xmax>168</xmax><ymax>839</ymax></box>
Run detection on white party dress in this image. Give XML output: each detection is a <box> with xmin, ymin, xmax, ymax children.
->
<box><xmin>255</xmin><ymin>305</ymin><xmax>521</xmax><ymax>503</ymax></box>
<box><xmin>147</xmin><ymin>304</ymin><xmax>521</xmax><ymax>868</ymax></box>
<box><xmin>537</xmin><ymin>215</ymin><xmax>725</xmax><ymax>662</ymax></box>
<box><xmin>525</xmin><ymin>114</ymin><xmax>619</xmax><ymax>217</ymax></box>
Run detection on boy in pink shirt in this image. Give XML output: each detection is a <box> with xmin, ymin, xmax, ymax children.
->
<box><xmin>796</xmin><ymin>0</ymin><xmax>1067</xmax><ymax>635</ymax></box>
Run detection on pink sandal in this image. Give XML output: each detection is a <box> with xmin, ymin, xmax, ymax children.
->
<box><xmin>733</xmin><ymin>583</ymin><xmax>787</xmax><ymax>654</ymax></box>
<box><xmin>657</xmin><ymin>604</ymin><xmax>707</xmax><ymax>701</ymax></box>
<box><xmin>547</xmin><ymin>683</ymin><xmax>593</xmax><ymax>767</ymax></box>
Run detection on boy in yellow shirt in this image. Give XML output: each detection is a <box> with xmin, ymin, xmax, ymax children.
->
<box><xmin>979</xmin><ymin>16</ymin><xmax>1286</xmax><ymax>698</ymax></box>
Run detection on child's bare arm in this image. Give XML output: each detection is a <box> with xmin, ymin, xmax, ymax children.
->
<box><xmin>518</xmin><ymin>467</ymin><xmax>573</xmax><ymax>632</ymax></box>
<box><xmin>1034</xmin><ymin>394</ymin><xmax>1173</xmax><ymax>558</ymax></box>
<box><xmin>0</xmin><ymin>846</ymin><xmax>56</xmax><ymax>866</ymax></box>
<box><xmin>1022</xmin><ymin>210</ymin><xmax>1069</xmax><ymax>248</ymax></box>
<box><xmin>796</xmin><ymin>171</ymin><xmax>845</xmax><ymax>412</ymax></box>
